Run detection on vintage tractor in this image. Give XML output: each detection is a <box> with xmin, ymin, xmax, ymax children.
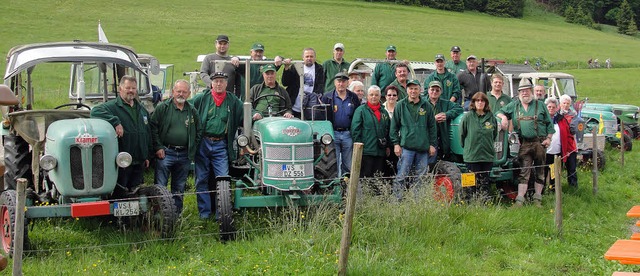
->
<box><xmin>0</xmin><ymin>41</ymin><xmax>177</xmax><ymax>255</ymax></box>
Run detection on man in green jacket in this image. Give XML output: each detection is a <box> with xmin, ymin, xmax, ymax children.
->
<box><xmin>387</xmin><ymin>63</ymin><xmax>409</xmax><ymax>100</ymax></box>
<box><xmin>249</xmin><ymin>64</ymin><xmax>294</xmax><ymax>120</ymax></box>
<box><xmin>445</xmin><ymin>46</ymin><xmax>466</xmax><ymax>74</ymax></box>
<box><xmin>390</xmin><ymin>80</ymin><xmax>437</xmax><ymax>200</ymax></box>
<box><xmin>426</xmin><ymin>81</ymin><xmax>463</xmax><ymax>163</ymax></box>
<box><xmin>371</xmin><ymin>45</ymin><xmax>398</xmax><ymax>91</ymax></box>
<box><xmin>190</xmin><ymin>72</ymin><xmax>244</xmax><ymax>219</ymax></box>
<box><xmin>150</xmin><ymin>80</ymin><xmax>201</xmax><ymax>214</ymax></box>
<box><xmin>323</xmin><ymin>43</ymin><xmax>350</xmax><ymax>92</ymax></box>
<box><xmin>423</xmin><ymin>54</ymin><xmax>461</xmax><ymax>104</ymax></box>
<box><xmin>91</xmin><ymin>75</ymin><xmax>152</xmax><ymax>191</ymax></box>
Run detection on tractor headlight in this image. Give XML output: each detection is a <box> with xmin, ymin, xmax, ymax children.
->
<box><xmin>39</xmin><ymin>155</ymin><xmax>57</xmax><ymax>171</ymax></box>
<box><xmin>508</xmin><ymin>132</ymin><xmax>519</xmax><ymax>144</ymax></box>
<box><xmin>321</xmin><ymin>134</ymin><xmax>333</xmax><ymax>145</ymax></box>
<box><xmin>236</xmin><ymin>134</ymin><xmax>249</xmax><ymax>147</ymax></box>
<box><xmin>116</xmin><ymin>152</ymin><xmax>132</xmax><ymax>168</ymax></box>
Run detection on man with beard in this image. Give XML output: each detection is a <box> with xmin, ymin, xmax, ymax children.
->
<box><xmin>91</xmin><ymin>75</ymin><xmax>153</xmax><ymax>192</ymax></box>
<box><xmin>497</xmin><ymin>78</ymin><xmax>554</xmax><ymax>207</ymax></box>
<box><xmin>150</xmin><ymin>80</ymin><xmax>201</xmax><ymax>214</ymax></box>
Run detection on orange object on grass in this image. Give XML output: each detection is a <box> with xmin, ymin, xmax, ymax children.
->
<box><xmin>626</xmin><ymin>206</ymin><xmax>640</xmax><ymax>218</ymax></box>
<box><xmin>605</xmin><ymin>240</ymin><xmax>640</xmax><ymax>264</ymax></box>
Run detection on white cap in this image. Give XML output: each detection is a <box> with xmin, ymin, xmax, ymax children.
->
<box><xmin>334</xmin><ymin>43</ymin><xmax>345</xmax><ymax>50</ymax></box>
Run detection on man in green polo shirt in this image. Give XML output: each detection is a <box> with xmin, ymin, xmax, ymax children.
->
<box><xmin>190</xmin><ymin>72</ymin><xmax>243</xmax><ymax>219</ymax></box>
<box><xmin>488</xmin><ymin>73</ymin><xmax>511</xmax><ymax>112</ymax></box>
<box><xmin>445</xmin><ymin>46</ymin><xmax>466</xmax><ymax>74</ymax></box>
<box><xmin>372</xmin><ymin>45</ymin><xmax>398</xmax><ymax>91</ymax></box>
<box><xmin>249</xmin><ymin>64</ymin><xmax>294</xmax><ymax>120</ymax></box>
<box><xmin>323</xmin><ymin>43</ymin><xmax>351</xmax><ymax>92</ymax></box>
<box><xmin>497</xmin><ymin>78</ymin><xmax>554</xmax><ymax>207</ymax></box>
<box><xmin>150</xmin><ymin>79</ymin><xmax>201</xmax><ymax>214</ymax></box>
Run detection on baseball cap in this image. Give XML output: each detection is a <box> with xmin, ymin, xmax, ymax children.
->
<box><xmin>210</xmin><ymin>72</ymin><xmax>228</xmax><ymax>80</ymax></box>
<box><xmin>435</xmin><ymin>54</ymin><xmax>445</xmax><ymax>61</ymax></box>
<box><xmin>386</xmin><ymin>45</ymin><xmax>397</xmax><ymax>52</ymax></box>
<box><xmin>334</xmin><ymin>43</ymin><xmax>345</xmax><ymax>50</ymax></box>
<box><xmin>428</xmin><ymin>81</ymin><xmax>442</xmax><ymax>88</ymax></box>
<box><xmin>407</xmin><ymin>79</ymin><xmax>421</xmax><ymax>87</ymax></box>
<box><xmin>466</xmin><ymin>55</ymin><xmax>477</xmax><ymax>61</ymax></box>
<box><xmin>450</xmin><ymin>46</ymin><xmax>461</xmax><ymax>52</ymax></box>
<box><xmin>216</xmin><ymin>35</ymin><xmax>229</xmax><ymax>42</ymax></box>
<box><xmin>251</xmin><ymin>43</ymin><xmax>264</xmax><ymax>51</ymax></box>
<box><xmin>260</xmin><ymin>64</ymin><xmax>276</xmax><ymax>73</ymax></box>
<box><xmin>334</xmin><ymin>72</ymin><xmax>349</xmax><ymax>80</ymax></box>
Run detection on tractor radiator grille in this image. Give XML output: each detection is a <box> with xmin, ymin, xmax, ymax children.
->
<box><xmin>91</xmin><ymin>145</ymin><xmax>104</xmax><ymax>188</ymax></box>
<box><xmin>70</xmin><ymin>146</ymin><xmax>84</xmax><ymax>189</ymax></box>
<box><xmin>265</xmin><ymin>145</ymin><xmax>291</xmax><ymax>160</ymax></box>
<box><xmin>264</xmin><ymin>143</ymin><xmax>314</xmax><ymax>178</ymax></box>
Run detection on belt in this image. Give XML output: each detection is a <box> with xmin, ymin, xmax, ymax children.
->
<box><xmin>166</xmin><ymin>145</ymin><xmax>186</xmax><ymax>151</ymax></box>
<box><xmin>207</xmin><ymin>136</ymin><xmax>226</xmax><ymax>141</ymax></box>
<box><xmin>521</xmin><ymin>137</ymin><xmax>544</xmax><ymax>143</ymax></box>
<box><xmin>334</xmin><ymin>128</ymin><xmax>350</xmax><ymax>131</ymax></box>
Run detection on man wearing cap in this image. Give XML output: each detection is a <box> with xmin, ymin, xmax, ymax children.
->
<box><xmin>199</xmin><ymin>34</ymin><xmax>241</xmax><ymax>96</ymax></box>
<box><xmin>372</xmin><ymin>45</ymin><xmax>399</xmax><ymax>91</ymax></box>
<box><xmin>249</xmin><ymin>64</ymin><xmax>293</xmax><ymax>120</ymax></box>
<box><xmin>423</xmin><ymin>54</ymin><xmax>461</xmax><ymax>104</ymax></box>
<box><xmin>190</xmin><ymin>72</ymin><xmax>243</xmax><ymax>219</ymax></box>
<box><xmin>323</xmin><ymin>43</ymin><xmax>351</xmax><ymax>92</ymax></box>
<box><xmin>282</xmin><ymin>48</ymin><xmax>325</xmax><ymax>119</ymax></box>
<box><xmin>426</xmin><ymin>80</ymin><xmax>463</xmax><ymax>163</ymax></box>
<box><xmin>445</xmin><ymin>46</ymin><xmax>466</xmax><ymax>74</ymax></box>
<box><xmin>238</xmin><ymin>42</ymin><xmax>284</xmax><ymax>100</ymax></box>
<box><xmin>488</xmin><ymin>73</ymin><xmax>511</xmax><ymax>112</ymax></box>
<box><xmin>150</xmin><ymin>79</ymin><xmax>201</xmax><ymax>215</ymax></box>
<box><xmin>496</xmin><ymin>78</ymin><xmax>554</xmax><ymax>208</ymax></box>
<box><xmin>321</xmin><ymin>72</ymin><xmax>361</xmax><ymax>175</ymax></box>
<box><xmin>390</xmin><ymin>79</ymin><xmax>437</xmax><ymax>201</ymax></box>
<box><xmin>457</xmin><ymin>55</ymin><xmax>490</xmax><ymax>111</ymax></box>
<box><xmin>387</xmin><ymin>63</ymin><xmax>410</xmax><ymax>101</ymax></box>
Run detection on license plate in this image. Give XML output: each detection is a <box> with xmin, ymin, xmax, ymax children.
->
<box><xmin>282</xmin><ymin>164</ymin><xmax>305</xmax><ymax>177</ymax></box>
<box><xmin>494</xmin><ymin>141</ymin><xmax>502</xmax><ymax>152</ymax></box>
<box><xmin>461</xmin><ymin>172</ymin><xmax>476</xmax><ymax>187</ymax></box>
<box><xmin>114</xmin><ymin>201</ymin><xmax>140</xmax><ymax>217</ymax></box>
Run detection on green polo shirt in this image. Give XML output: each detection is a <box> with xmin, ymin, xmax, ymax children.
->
<box><xmin>160</xmin><ymin>103</ymin><xmax>190</xmax><ymax>147</ymax></box>
<box><xmin>205</xmin><ymin>100</ymin><xmax>230</xmax><ymax>137</ymax></box>
<box><xmin>445</xmin><ymin>60</ymin><xmax>467</xmax><ymax>74</ymax></box>
<box><xmin>488</xmin><ymin>93</ymin><xmax>511</xmax><ymax>113</ymax></box>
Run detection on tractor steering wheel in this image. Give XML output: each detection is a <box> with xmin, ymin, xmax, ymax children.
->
<box><xmin>252</xmin><ymin>93</ymin><xmax>287</xmax><ymax>117</ymax></box>
<box><xmin>54</xmin><ymin>103</ymin><xmax>92</xmax><ymax>110</ymax></box>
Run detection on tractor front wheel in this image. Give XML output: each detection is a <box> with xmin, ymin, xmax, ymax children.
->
<box><xmin>314</xmin><ymin>142</ymin><xmax>338</xmax><ymax>184</ymax></box>
<box><xmin>0</xmin><ymin>190</ymin><xmax>28</xmax><ymax>256</ymax></box>
<box><xmin>216</xmin><ymin>179</ymin><xmax>235</xmax><ymax>242</ymax></box>
<box><xmin>433</xmin><ymin>161</ymin><xmax>462</xmax><ymax>202</ymax></box>
<box><xmin>137</xmin><ymin>185</ymin><xmax>177</xmax><ymax>238</ymax></box>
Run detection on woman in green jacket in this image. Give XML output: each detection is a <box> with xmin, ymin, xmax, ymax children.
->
<box><xmin>351</xmin><ymin>85</ymin><xmax>391</xmax><ymax>178</ymax></box>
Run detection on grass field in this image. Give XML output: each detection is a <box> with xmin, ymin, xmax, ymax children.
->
<box><xmin>2</xmin><ymin>0</ymin><xmax>640</xmax><ymax>274</ymax></box>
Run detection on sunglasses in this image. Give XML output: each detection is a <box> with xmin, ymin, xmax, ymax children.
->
<box><xmin>386</xmin><ymin>94</ymin><xmax>397</xmax><ymax>97</ymax></box>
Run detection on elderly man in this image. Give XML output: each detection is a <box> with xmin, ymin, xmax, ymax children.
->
<box><xmin>323</xmin><ymin>43</ymin><xmax>351</xmax><ymax>92</ymax></box>
<box><xmin>150</xmin><ymin>80</ymin><xmax>200</xmax><ymax>214</ymax></box>
<box><xmin>390</xmin><ymin>79</ymin><xmax>437</xmax><ymax>201</ymax></box>
<box><xmin>426</xmin><ymin>80</ymin><xmax>463</xmax><ymax>163</ymax></box>
<box><xmin>238</xmin><ymin>42</ymin><xmax>283</xmax><ymax>100</ymax></box>
<box><xmin>190</xmin><ymin>72</ymin><xmax>243</xmax><ymax>219</ymax></box>
<box><xmin>534</xmin><ymin>84</ymin><xmax>547</xmax><ymax>101</ymax></box>
<box><xmin>457</xmin><ymin>55</ymin><xmax>490</xmax><ymax>111</ymax></box>
<box><xmin>497</xmin><ymin>78</ymin><xmax>554</xmax><ymax>207</ymax></box>
<box><xmin>249</xmin><ymin>64</ymin><xmax>294</xmax><ymax>120</ymax></box>
<box><xmin>322</xmin><ymin>72</ymin><xmax>361</xmax><ymax>175</ymax></box>
<box><xmin>282</xmin><ymin>48</ymin><xmax>325</xmax><ymax>119</ymax></box>
<box><xmin>445</xmin><ymin>46</ymin><xmax>466</xmax><ymax>74</ymax></box>
<box><xmin>387</xmin><ymin>63</ymin><xmax>410</xmax><ymax>101</ymax></box>
<box><xmin>199</xmin><ymin>34</ymin><xmax>241</xmax><ymax>96</ymax></box>
<box><xmin>488</xmin><ymin>73</ymin><xmax>511</xmax><ymax>112</ymax></box>
<box><xmin>372</xmin><ymin>45</ymin><xmax>398</xmax><ymax>91</ymax></box>
<box><xmin>91</xmin><ymin>75</ymin><xmax>152</xmax><ymax>192</ymax></box>
<box><xmin>423</xmin><ymin>54</ymin><xmax>461</xmax><ymax>104</ymax></box>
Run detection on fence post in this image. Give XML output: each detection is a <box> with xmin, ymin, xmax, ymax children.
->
<box><xmin>13</xmin><ymin>178</ymin><xmax>27</xmax><ymax>275</ymax></box>
<box><xmin>620</xmin><ymin>120</ymin><xmax>625</xmax><ymax>167</ymax></box>
<box><xmin>554</xmin><ymin>156</ymin><xmax>563</xmax><ymax>239</ymax></box>
<box><xmin>338</xmin><ymin>142</ymin><xmax>363</xmax><ymax>276</ymax></box>
<box><xmin>592</xmin><ymin>128</ymin><xmax>598</xmax><ymax>195</ymax></box>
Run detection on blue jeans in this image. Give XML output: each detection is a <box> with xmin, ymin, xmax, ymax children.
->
<box><xmin>194</xmin><ymin>139</ymin><xmax>229</xmax><ymax>219</ymax></box>
<box><xmin>155</xmin><ymin>148</ymin><xmax>190</xmax><ymax>214</ymax></box>
<box><xmin>334</xmin><ymin>130</ymin><xmax>353</xmax><ymax>176</ymax></box>
<box><xmin>393</xmin><ymin>148</ymin><xmax>430</xmax><ymax>200</ymax></box>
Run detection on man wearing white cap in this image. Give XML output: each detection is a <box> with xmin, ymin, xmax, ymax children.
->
<box><xmin>323</xmin><ymin>43</ymin><xmax>350</xmax><ymax>92</ymax></box>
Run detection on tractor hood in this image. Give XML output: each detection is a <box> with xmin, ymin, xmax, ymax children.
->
<box><xmin>253</xmin><ymin>117</ymin><xmax>313</xmax><ymax>143</ymax></box>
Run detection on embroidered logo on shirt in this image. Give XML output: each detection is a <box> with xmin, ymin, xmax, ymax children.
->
<box><xmin>143</xmin><ymin>115</ymin><xmax>148</xmax><ymax>125</ymax></box>
<box><xmin>446</xmin><ymin>80</ymin><xmax>452</xmax><ymax>87</ymax></box>
<box><xmin>484</xmin><ymin>122</ymin><xmax>494</xmax><ymax>129</ymax></box>
<box><xmin>419</xmin><ymin>108</ymin><xmax>426</xmax><ymax>115</ymax></box>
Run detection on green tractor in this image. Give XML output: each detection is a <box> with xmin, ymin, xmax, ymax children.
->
<box><xmin>0</xmin><ymin>42</ymin><xmax>177</xmax><ymax>255</ymax></box>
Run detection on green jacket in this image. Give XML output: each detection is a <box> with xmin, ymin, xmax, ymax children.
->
<box><xmin>322</xmin><ymin>59</ymin><xmax>350</xmax><ymax>92</ymax></box>
<box><xmin>423</xmin><ymin>71</ymin><xmax>461</xmax><ymax>103</ymax></box>
<box><xmin>390</xmin><ymin>97</ymin><xmax>437</xmax><ymax>152</ymax></box>
<box><xmin>388</xmin><ymin>79</ymin><xmax>408</xmax><ymax>101</ymax></box>
<box><xmin>461</xmin><ymin>111</ymin><xmax>498</xmax><ymax>163</ymax></box>
<box><xmin>150</xmin><ymin>98</ymin><xmax>201</xmax><ymax>161</ymax></box>
<box><xmin>445</xmin><ymin>60</ymin><xmax>467</xmax><ymax>75</ymax></box>
<box><xmin>351</xmin><ymin>103</ymin><xmax>391</xmax><ymax>157</ymax></box>
<box><xmin>498</xmin><ymin>99</ymin><xmax>554</xmax><ymax>139</ymax></box>
<box><xmin>190</xmin><ymin>90</ymin><xmax>244</xmax><ymax>163</ymax></box>
<box><xmin>428</xmin><ymin>98</ymin><xmax>463</xmax><ymax>158</ymax></box>
<box><xmin>249</xmin><ymin>82</ymin><xmax>292</xmax><ymax>117</ymax></box>
<box><xmin>372</xmin><ymin>61</ymin><xmax>396</xmax><ymax>91</ymax></box>
<box><xmin>90</xmin><ymin>97</ymin><xmax>152</xmax><ymax>164</ymax></box>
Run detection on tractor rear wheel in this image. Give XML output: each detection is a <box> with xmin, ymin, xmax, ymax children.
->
<box><xmin>314</xmin><ymin>142</ymin><xmax>338</xmax><ymax>185</ymax></box>
<box><xmin>433</xmin><ymin>161</ymin><xmax>462</xmax><ymax>202</ymax></box>
<box><xmin>3</xmin><ymin>134</ymin><xmax>32</xmax><ymax>191</ymax></box>
<box><xmin>137</xmin><ymin>185</ymin><xmax>177</xmax><ymax>238</ymax></box>
<box><xmin>216</xmin><ymin>179</ymin><xmax>235</xmax><ymax>242</ymax></box>
<box><xmin>0</xmin><ymin>190</ymin><xmax>28</xmax><ymax>256</ymax></box>
<box><xmin>622</xmin><ymin>133</ymin><xmax>633</xmax><ymax>151</ymax></box>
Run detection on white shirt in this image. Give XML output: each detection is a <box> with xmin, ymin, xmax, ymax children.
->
<box><xmin>547</xmin><ymin>123</ymin><xmax>561</xmax><ymax>154</ymax></box>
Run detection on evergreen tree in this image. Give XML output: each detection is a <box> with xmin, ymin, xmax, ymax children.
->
<box><xmin>565</xmin><ymin>5</ymin><xmax>576</xmax><ymax>23</ymax></box>
<box><xmin>617</xmin><ymin>0</ymin><xmax>635</xmax><ymax>34</ymax></box>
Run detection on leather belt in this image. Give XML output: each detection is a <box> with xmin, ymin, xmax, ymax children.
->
<box><xmin>207</xmin><ymin>136</ymin><xmax>226</xmax><ymax>141</ymax></box>
<box><xmin>334</xmin><ymin>128</ymin><xmax>350</xmax><ymax>131</ymax></box>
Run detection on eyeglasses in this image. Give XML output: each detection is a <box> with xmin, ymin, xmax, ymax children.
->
<box><xmin>386</xmin><ymin>94</ymin><xmax>397</xmax><ymax>97</ymax></box>
<box><xmin>473</xmin><ymin>100</ymin><xmax>486</xmax><ymax>103</ymax></box>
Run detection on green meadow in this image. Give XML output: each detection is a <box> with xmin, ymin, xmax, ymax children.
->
<box><xmin>1</xmin><ymin>0</ymin><xmax>640</xmax><ymax>274</ymax></box>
